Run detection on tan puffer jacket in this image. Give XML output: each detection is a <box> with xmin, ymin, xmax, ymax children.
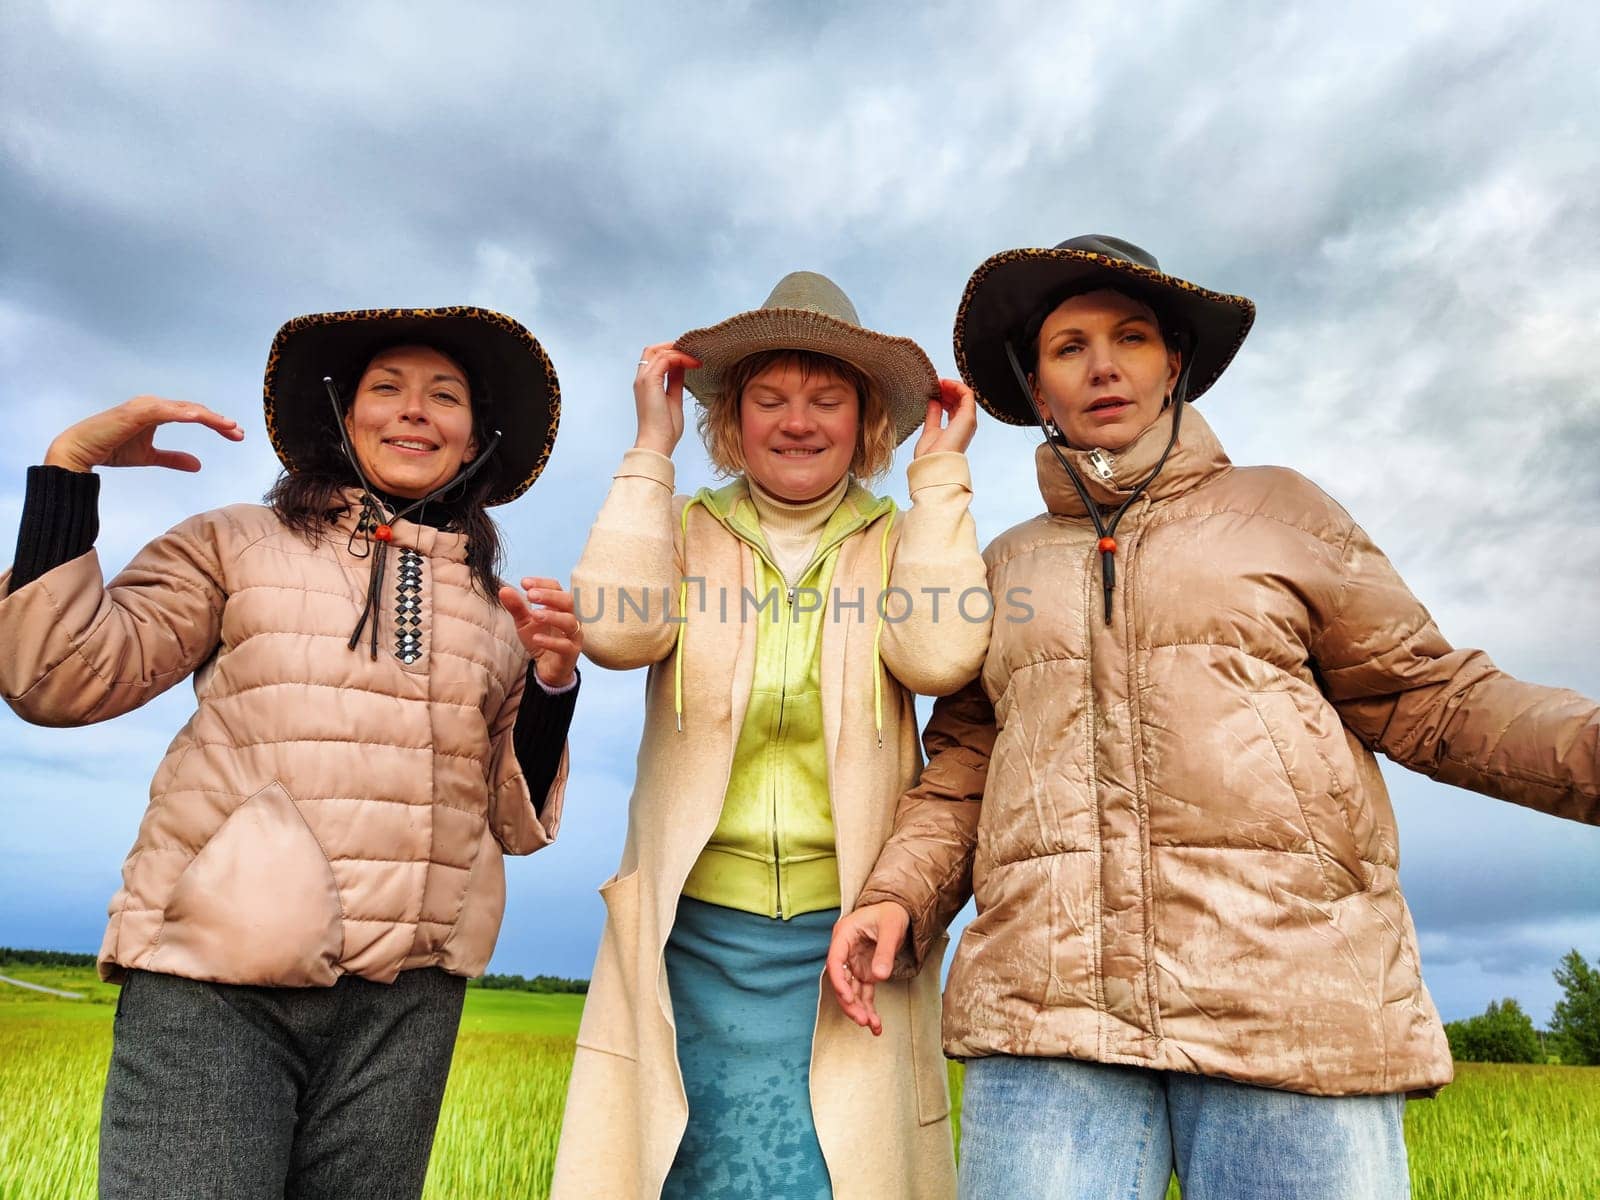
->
<box><xmin>858</xmin><ymin>406</ymin><xmax>1599</xmax><ymax>1097</ymax></box>
<box><xmin>0</xmin><ymin>497</ymin><xmax>564</xmax><ymax>986</ymax></box>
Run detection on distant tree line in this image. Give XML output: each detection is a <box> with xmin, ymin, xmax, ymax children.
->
<box><xmin>471</xmin><ymin>972</ymin><xmax>589</xmax><ymax>994</ymax></box>
<box><xmin>2</xmin><ymin>946</ymin><xmax>589</xmax><ymax>994</ymax></box>
<box><xmin>0</xmin><ymin>947</ymin><xmax>97</xmax><ymax>968</ymax></box>
<box><xmin>1446</xmin><ymin>949</ymin><xmax>1600</xmax><ymax>1066</ymax></box>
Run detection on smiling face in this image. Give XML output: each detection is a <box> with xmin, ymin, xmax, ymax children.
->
<box><xmin>738</xmin><ymin>358</ymin><xmax>861</xmax><ymax>502</ymax></box>
<box><xmin>344</xmin><ymin>344</ymin><xmax>478</xmax><ymax>499</ymax></box>
<box><xmin>1032</xmin><ymin>289</ymin><xmax>1181</xmax><ymax>451</ymax></box>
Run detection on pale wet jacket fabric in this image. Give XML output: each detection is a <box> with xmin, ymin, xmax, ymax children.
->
<box><xmin>857</xmin><ymin>406</ymin><xmax>1600</xmax><ymax>1097</ymax></box>
<box><xmin>0</xmin><ymin>498</ymin><xmax>565</xmax><ymax>986</ymax></box>
<box><xmin>550</xmin><ymin>448</ymin><xmax>987</xmax><ymax>1200</ymax></box>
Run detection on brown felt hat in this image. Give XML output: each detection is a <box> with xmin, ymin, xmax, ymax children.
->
<box><xmin>263</xmin><ymin>306</ymin><xmax>560</xmax><ymax>506</ymax></box>
<box><xmin>677</xmin><ymin>272</ymin><xmax>938</xmax><ymax>446</ymax></box>
<box><xmin>954</xmin><ymin>236</ymin><xmax>1256</xmax><ymax>425</ymax></box>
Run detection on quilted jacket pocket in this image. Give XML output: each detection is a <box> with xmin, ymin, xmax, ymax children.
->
<box><xmin>1248</xmin><ymin>691</ymin><xmax>1365</xmax><ymax>900</ymax></box>
<box><xmin>154</xmin><ymin>780</ymin><xmax>344</xmax><ymax>985</ymax></box>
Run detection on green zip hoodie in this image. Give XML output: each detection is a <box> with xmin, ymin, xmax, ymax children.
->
<box><xmin>680</xmin><ymin>476</ymin><xmax>895</xmax><ymax>919</ymax></box>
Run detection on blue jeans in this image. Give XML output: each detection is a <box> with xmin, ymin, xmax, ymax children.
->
<box><xmin>958</xmin><ymin>1055</ymin><xmax>1409</xmax><ymax>1200</ymax></box>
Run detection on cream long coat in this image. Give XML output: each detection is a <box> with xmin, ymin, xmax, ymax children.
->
<box><xmin>550</xmin><ymin>448</ymin><xmax>988</xmax><ymax>1200</ymax></box>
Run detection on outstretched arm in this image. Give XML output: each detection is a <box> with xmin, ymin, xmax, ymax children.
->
<box><xmin>1313</xmin><ymin>521</ymin><xmax>1599</xmax><ymax>825</ymax></box>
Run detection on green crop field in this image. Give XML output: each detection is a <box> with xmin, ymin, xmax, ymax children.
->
<box><xmin>3</xmin><ymin>966</ymin><xmax>1598</xmax><ymax>1198</ymax></box>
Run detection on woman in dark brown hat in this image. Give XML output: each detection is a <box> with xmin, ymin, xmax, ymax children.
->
<box><xmin>553</xmin><ymin>272</ymin><xmax>988</xmax><ymax>1200</ymax></box>
<box><xmin>0</xmin><ymin>307</ymin><xmax>581</xmax><ymax>1198</ymax></box>
<box><xmin>829</xmin><ymin>237</ymin><xmax>1600</xmax><ymax>1198</ymax></box>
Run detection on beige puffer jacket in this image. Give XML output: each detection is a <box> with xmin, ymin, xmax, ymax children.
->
<box><xmin>0</xmin><ymin>497</ymin><xmax>565</xmax><ymax>986</ymax></box>
<box><xmin>857</xmin><ymin>406</ymin><xmax>1600</xmax><ymax>1097</ymax></box>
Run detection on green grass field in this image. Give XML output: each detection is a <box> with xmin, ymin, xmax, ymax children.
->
<box><xmin>3</xmin><ymin>966</ymin><xmax>1598</xmax><ymax>1198</ymax></box>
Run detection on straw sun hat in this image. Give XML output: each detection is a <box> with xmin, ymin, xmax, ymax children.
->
<box><xmin>676</xmin><ymin>272</ymin><xmax>939</xmax><ymax>445</ymax></box>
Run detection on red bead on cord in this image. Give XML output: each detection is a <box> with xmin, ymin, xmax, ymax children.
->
<box><xmin>1098</xmin><ymin>536</ymin><xmax>1117</xmax><ymax>554</ymax></box>
<box><xmin>373</xmin><ymin>525</ymin><xmax>394</xmax><ymax>542</ymax></box>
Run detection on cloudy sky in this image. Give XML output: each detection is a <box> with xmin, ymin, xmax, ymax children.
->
<box><xmin>2</xmin><ymin>0</ymin><xmax>1597</xmax><ymax>1024</ymax></box>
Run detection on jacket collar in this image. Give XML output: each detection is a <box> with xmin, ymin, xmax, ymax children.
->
<box><xmin>1035</xmin><ymin>403</ymin><xmax>1232</xmax><ymax>517</ymax></box>
<box><xmin>695</xmin><ymin>475</ymin><xmax>892</xmax><ymax>568</ymax></box>
<box><xmin>332</xmin><ymin>488</ymin><xmax>471</xmax><ymax>562</ymax></box>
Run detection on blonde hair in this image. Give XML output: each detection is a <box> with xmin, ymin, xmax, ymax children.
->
<box><xmin>696</xmin><ymin>348</ymin><xmax>896</xmax><ymax>483</ymax></box>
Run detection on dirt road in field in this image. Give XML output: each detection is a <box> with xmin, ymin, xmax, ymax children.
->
<box><xmin>0</xmin><ymin>973</ymin><xmax>83</xmax><ymax>998</ymax></box>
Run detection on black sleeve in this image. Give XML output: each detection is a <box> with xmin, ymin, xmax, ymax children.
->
<box><xmin>513</xmin><ymin>666</ymin><xmax>579</xmax><ymax>817</ymax></box>
<box><xmin>7</xmin><ymin>466</ymin><xmax>101</xmax><ymax>596</ymax></box>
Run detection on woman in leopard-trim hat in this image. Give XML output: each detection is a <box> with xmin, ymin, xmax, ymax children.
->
<box><xmin>830</xmin><ymin>236</ymin><xmax>1600</xmax><ymax>1199</ymax></box>
<box><xmin>0</xmin><ymin>307</ymin><xmax>583</xmax><ymax>1198</ymax></box>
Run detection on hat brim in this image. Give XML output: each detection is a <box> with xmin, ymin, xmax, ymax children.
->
<box><xmin>263</xmin><ymin>307</ymin><xmax>560</xmax><ymax>506</ymax></box>
<box><xmin>954</xmin><ymin>248</ymin><xmax>1255</xmax><ymax>425</ymax></box>
<box><xmin>676</xmin><ymin>308</ymin><xmax>939</xmax><ymax>446</ymax></box>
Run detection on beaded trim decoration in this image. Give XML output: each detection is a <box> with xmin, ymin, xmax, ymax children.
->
<box><xmin>395</xmin><ymin>548</ymin><xmax>425</xmax><ymax>664</ymax></box>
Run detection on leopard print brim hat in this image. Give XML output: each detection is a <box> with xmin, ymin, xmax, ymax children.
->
<box><xmin>264</xmin><ymin>306</ymin><xmax>560</xmax><ymax>506</ymax></box>
<box><xmin>954</xmin><ymin>236</ymin><xmax>1256</xmax><ymax>425</ymax></box>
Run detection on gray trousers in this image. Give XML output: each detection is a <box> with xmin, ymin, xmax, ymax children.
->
<box><xmin>99</xmin><ymin>967</ymin><xmax>466</xmax><ymax>1200</ymax></box>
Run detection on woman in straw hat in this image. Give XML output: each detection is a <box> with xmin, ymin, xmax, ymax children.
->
<box><xmin>551</xmin><ymin>272</ymin><xmax>989</xmax><ymax>1199</ymax></box>
<box><xmin>828</xmin><ymin>236</ymin><xmax>1600</xmax><ymax>1198</ymax></box>
<box><xmin>0</xmin><ymin>307</ymin><xmax>581</xmax><ymax>1198</ymax></box>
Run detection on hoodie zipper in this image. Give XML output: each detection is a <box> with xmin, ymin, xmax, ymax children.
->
<box><xmin>771</xmin><ymin>584</ymin><xmax>798</xmax><ymax>918</ymax></box>
<box><xmin>698</xmin><ymin>488</ymin><xmax>890</xmax><ymax>920</ymax></box>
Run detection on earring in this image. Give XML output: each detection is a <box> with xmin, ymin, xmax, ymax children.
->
<box><xmin>1043</xmin><ymin>417</ymin><xmax>1063</xmax><ymax>440</ymax></box>
<box><xmin>1161</xmin><ymin>393</ymin><xmax>1173</xmax><ymax>411</ymax></box>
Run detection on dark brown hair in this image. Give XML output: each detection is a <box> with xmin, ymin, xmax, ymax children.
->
<box><xmin>264</xmin><ymin>348</ymin><xmax>505</xmax><ymax>598</ymax></box>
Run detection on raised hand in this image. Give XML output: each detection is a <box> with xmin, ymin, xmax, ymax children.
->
<box><xmin>497</xmin><ymin>576</ymin><xmax>583</xmax><ymax>688</ymax></box>
<box><xmin>44</xmin><ymin>396</ymin><xmax>244</xmax><ymax>474</ymax></box>
<box><xmin>825</xmin><ymin>900</ymin><xmax>912</xmax><ymax>1036</ymax></box>
<box><xmin>632</xmin><ymin>342</ymin><xmax>701</xmax><ymax>456</ymax></box>
<box><xmin>911</xmin><ymin>378</ymin><xmax>978</xmax><ymax>459</ymax></box>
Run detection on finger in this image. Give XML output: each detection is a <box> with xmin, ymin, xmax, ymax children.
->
<box><xmin>666</xmin><ymin>367</ymin><xmax>686</xmax><ymax>406</ymax></box>
<box><xmin>497</xmin><ymin>585</ymin><xmax>534</xmax><ymax>624</ymax></box>
<box><xmin>521</xmin><ymin>578</ymin><xmax>574</xmax><ymax>609</ymax></box>
<box><xmin>637</xmin><ymin>347</ymin><xmax>698</xmax><ymax>376</ymax></box>
<box><xmin>871</xmin><ymin>925</ymin><xmax>899</xmax><ymax>981</ymax></box>
<box><xmin>825</xmin><ymin>944</ymin><xmax>857</xmax><ymax>1008</ymax></box>
<box><xmin>522</xmin><ymin>610</ymin><xmax>581</xmax><ymax>638</ymax></box>
<box><xmin>830</xmin><ymin>963</ymin><xmax>875</xmax><ymax>1030</ymax></box>
<box><xmin>860</xmin><ymin>979</ymin><xmax>882</xmax><ymax>1036</ymax></box>
<box><xmin>521</xmin><ymin>632</ymin><xmax>585</xmax><ymax>654</ymax></box>
<box><xmin>147</xmin><ymin>449</ymin><xmax>203</xmax><ymax>472</ymax></box>
<box><xmin>923</xmin><ymin>397</ymin><xmax>943</xmax><ymax>434</ymax></box>
<box><xmin>133</xmin><ymin>398</ymin><xmax>245</xmax><ymax>439</ymax></box>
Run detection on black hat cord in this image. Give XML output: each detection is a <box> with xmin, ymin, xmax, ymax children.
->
<box><xmin>1004</xmin><ymin>342</ymin><xmax>1194</xmax><ymax>624</ymax></box>
<box><xmin>323</xmin><ymin>376</ymin><xmax>503</xmax><ymax>658</ymax></box>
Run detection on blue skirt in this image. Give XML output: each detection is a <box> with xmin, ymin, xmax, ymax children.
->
<box><xmin>662</xmin><ymin>896</ymin><xmax>838</xmax><ymax>1200</ymax></box>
